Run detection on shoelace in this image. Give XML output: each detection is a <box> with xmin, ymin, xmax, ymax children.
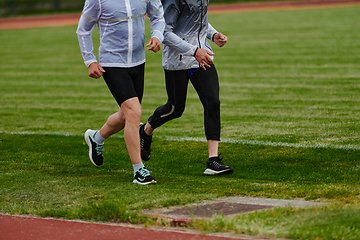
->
<box><xmin>138</xmin><ymin>168</ymin><xmax>151</xmax><ymax>177</ymax></box>
<box><xmin>209</xmin><ymin>154</ymin><xmax>227</xmax><ymax>169</ymax></box>
<box><xmin>91</xmin><ymin>131</ymin><xmax>104</xmax><ymax>156</ymax></box>
<box><xmin>140</xmin><ymin>138</ymin><xmax>145</xmax><ymax>149</ymax></box>
<box><xmin>213</xmin><ymin>154</ymin><xmax>224</xmax><ymax>164</ymax></box>
<box><xmin>140</xmin><ymin>136</ymin><xmax>151</xmax><ymax>150</ymax></box>
<box><xmin>210</xmin><ymin>160</ymin><xmax>224</xmax><ymax>169</ymax></box>
<box><xmin>95</xmin><ymin>145</ymin><xmax>104</xmax><ymax>156</ymax></box>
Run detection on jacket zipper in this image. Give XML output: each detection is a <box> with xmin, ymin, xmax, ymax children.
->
<box><xmin>198</xmin><ymin>0</ymin><xmax>203</xmax><ymax>49</ymax></box>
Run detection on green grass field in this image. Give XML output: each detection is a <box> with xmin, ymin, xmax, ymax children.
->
<box><xmin>1</xmin><ymin>5</ymin><xmax>360</xmax><ymax>240</ymax></box>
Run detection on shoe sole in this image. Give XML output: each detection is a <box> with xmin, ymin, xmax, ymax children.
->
<box><xmin>133</xmin><ymin>179</ymin><xmax>157</xmax><ymax>185</ymax></box>
<box><xmin>203</xmin><ymin>168</ymin><xmax>234</xmax><ymax>175</ymax></box>
<box><xmin>84</xmin><ymin>129</ymin><xmax>101</xmax><ymax>167</ymax></box>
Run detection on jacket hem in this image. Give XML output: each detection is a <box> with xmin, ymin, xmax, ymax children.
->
<box><xmin>99</xmin><ymin>60</ymin><xmax>146</xmax><ymax>68</ymax></box>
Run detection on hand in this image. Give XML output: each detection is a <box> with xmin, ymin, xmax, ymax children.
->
<box><xmin>194</xmin><ymin>48</ymin><xmax>215</xmax><ymax>70</ymax></box>
<box><xmin>213</xmin><ymin>32</ymin><xmax>227</xmax><ymax>47</ymax></box>
<box><xmin>88</xmin><ymin>62</ymin><xmax>105</xmax><ymax>79</ymax></box>
<box><xmin>146</xmin><ymin>37</ymin><xmax>161</xmax><ymax>53</ymax></box>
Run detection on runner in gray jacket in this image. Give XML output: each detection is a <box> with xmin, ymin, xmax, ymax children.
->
<box><xmin>140</xmin><ymin>0</ymin><xmax>234</xmax><ymax>175</ymax></box>
<box><xmin>77</xmin><ymin>0</ymin><xmax>165</xmax><ymax>185</ymax></box>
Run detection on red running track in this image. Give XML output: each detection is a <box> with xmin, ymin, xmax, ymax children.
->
<box><xmin>0</xmin><ymin>214</ymin><xmax>266</xmax><ymax>240</ymax></box>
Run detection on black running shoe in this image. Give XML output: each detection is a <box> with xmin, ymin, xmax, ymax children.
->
<box><xmin>139</xmin><ymin>124</ymin><xmax>152</xmax><ymax>161</ymax></box>
<box><xmin>204</xmin><ymin>155</ymin><xmax>234</xmax><ymax>175</ymax></box>
<box><xmin>84</xmin><ymin>129</ymin><xmax>104</xmax><ymax>167</ymax></box>
<box><xmin>133</xmin><ymin>168</ymin><xmax>157</xmax><ymax>185</ymax></box>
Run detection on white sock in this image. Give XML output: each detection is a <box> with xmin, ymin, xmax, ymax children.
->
<box><xmin>94</xmin><ymin>131</ymin><xmax>106</xmax><ymax>145</ymax></box>
<box><xmin>133</xmin><ymin>162</ymin><xmax>144</xmax><ymax>174</ymax></box>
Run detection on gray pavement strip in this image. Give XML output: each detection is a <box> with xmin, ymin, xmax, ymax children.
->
<box><xmin>142</xmin><ymin>197</ymin><xmax>327</xmax><ymax>223</ymax></box>
<box><xmin>220</xmin><ymin>197</ymin><xmax>326</xmax><ymax>208</ymax></box>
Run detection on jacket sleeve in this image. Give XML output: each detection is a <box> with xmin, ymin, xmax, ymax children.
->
<box><xmin>207</xmin><ymin>22</ymin><xmax>218</xmax><ymax>42</ymax></box>
<box><xmin>147</xmin><ymin>0</ymin><xmax>165</xmax><ymax>43</ymax></box>
<box><xmin>76</xmin><ymin>0</ymin><xmax>100</xmax><ymax>67</ymax></box>
<box><xmin>162</xmin><ymin>0</ymin><xmax>197</xmax><ymax>56</ymax></box>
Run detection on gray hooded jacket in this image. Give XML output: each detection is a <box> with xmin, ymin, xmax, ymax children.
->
<box><xmin>162</xmin><ymin>0</ymin><xmax>218</xmax><ymax>70</ymax></box>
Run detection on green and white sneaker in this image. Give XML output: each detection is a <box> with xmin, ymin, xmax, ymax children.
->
<box><xmin>84</xmin><ymin>129</ymin><xmax>104</xmax><ymax>167</ymax></box>
<box><xmin>133</xmin><ymin>168</ymin><xmax>157</xmax><ymax>185</ymax></box>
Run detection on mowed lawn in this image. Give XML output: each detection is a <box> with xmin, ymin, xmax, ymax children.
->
<box><xmin>0</xmin><ymin>5</ymin><xmax>360</xmax><ymax>240</ymax></box>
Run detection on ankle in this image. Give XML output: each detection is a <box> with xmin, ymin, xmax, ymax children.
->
<box><xmin>133</xmin><ymin>162</ymin><xmax>145</xmax><ymax>174</ymax></box>
<box><xmin>144</xmin><ymin>123</ymin><xmax>154</xmax><ymax>136</ymax></box>
<box><xmin>94</xmin><ymin>131</ymin><xmax>106</xmax><ymax>145</ymax></box>
<box><xmin>209</xmin><ymin>153</ymin><xmax>222</xmax><ymax>160</ymax></box>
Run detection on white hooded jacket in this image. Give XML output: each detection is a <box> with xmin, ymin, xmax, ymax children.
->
<box><xmin>77</xmin><ymin>0</ymin><xmax>165</xmax><ymax>68</ymax></box>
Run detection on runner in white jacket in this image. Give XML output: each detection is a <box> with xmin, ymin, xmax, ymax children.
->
<box><xmin>77</xmin><ymin>0</ymin><xmax>165</xmax><ymax>185</ymax></box>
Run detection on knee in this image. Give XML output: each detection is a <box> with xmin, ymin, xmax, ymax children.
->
<box><xmin>159</xmin><ymin>102</ymin><xmax>184</xmax><ymax>119</ymax></box>
<box><xmin>172</xmin><ymin>106</ymin><xmax>185</xmax><ymax>119</ymax></box>
<box><xmin>121</xmin><ymin>98</ymin><xmax>142</xmax><ymax>123</ymax></box>
<box><xmin>128</xmin><ymin>107</ymin><xmax>142</xmax><ymax>122</ymax></box>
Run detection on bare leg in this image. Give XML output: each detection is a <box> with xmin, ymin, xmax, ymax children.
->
<box><xmin>120</xmin><ymin>97</ymin><xmax>142</xmax><ymax>165</ymax></box>
<box><xmin>99</xmin><ymin>108</ymin><xmax>125</xmax><ymax>139</ymax></box>
<box><xmin>208</xmin><ymin>140</ymin><xmax>219</xmax><ymax>158</ymax></box>
<box><xmin>99</xmin><ymin>97</ymin><xmax>142</xmax><ymax>165</ymax></box>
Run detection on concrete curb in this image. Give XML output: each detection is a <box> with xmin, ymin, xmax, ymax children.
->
<box><xmin>141</xmin><ymin>196</ymin><xmax>328</xmax><ymax>226</ymax></box>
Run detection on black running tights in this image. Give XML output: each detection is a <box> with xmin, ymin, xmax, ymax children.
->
<box><xmin>148</xmin><ymin>64</ymin><xmax>220</xmax><ymax>141</ymax></box>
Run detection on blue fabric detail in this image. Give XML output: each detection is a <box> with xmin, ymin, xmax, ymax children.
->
<box><xmin>164</xmin><ymin>68</ymin><xmax>201</xmax><ymax>77</ymax></box>
<box><xmin>187</xmin><ymin>68</ymin><xmax>200</xmax><ymax>77</ymax></box>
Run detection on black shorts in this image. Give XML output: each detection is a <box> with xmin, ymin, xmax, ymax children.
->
<box><xmin>102</xmin><ymin>64</ymin><xmax>145</xmax><ymax>106</ymax></box>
